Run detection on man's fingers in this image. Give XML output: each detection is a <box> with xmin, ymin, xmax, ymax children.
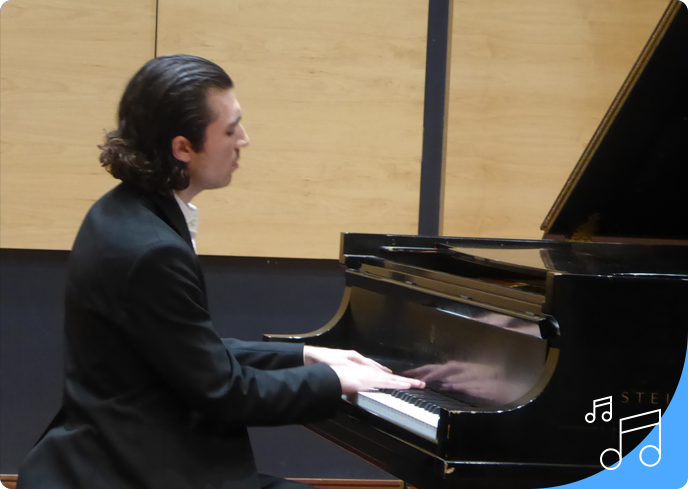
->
<box><xmin>401</xmin><ymin>378</ymin><xmax>426</xmax><ymax>389</ymax></box>
<box><xmin>332</xmin><ymin>365</ymin><xmax>426</xmax><ymax>394</ymax></box>
<box><xmin>346</xmin><ymin>351</ymin><xmax>393</xmax><ymax>373</ymax></box>
<box><xmin>306</xmin><ymin>347</ymin><xmax>394</xmax><ymax>373</ymax></box>
<box><xmin>357</xmin><ymin>356</ymin><xmax>392</xmax><ymax>373</ymax></box>
<box><xmin>375</xmin><ymin>374</ymin><xmax>425</xmax><ymax>390</ymax></box>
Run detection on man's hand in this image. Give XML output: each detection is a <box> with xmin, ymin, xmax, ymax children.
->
<box><xmin>330</xmin><ymin>365</ymin><xmax>426</xmax><ymax>395</ymax></box>
<box><xmin>303</xmin><ymin>346</ymin><xmax>425</xmax><ymax>395</ymax></box>
<box><xmin>304</xmin><ymin>346</ymin><xmax>392</xmax><ymax>372</ymax></box>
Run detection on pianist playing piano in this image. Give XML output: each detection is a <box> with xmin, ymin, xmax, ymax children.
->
<box><xmin>15</xmin><ymin>54</ymin><xmax>424</xmax><ymax>489</ymax></box>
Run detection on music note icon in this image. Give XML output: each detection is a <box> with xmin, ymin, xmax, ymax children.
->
<box><xmin>600</xmin><ymin>409</ymin><xmax>662</xmax><ymax>470</ymax></box>
<box><xmin>585</xmin><ymin>396</ymin><xmax>612</xmax><ymax>423</ymax></box>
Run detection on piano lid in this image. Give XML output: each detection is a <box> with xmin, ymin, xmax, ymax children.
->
<box><xmin>441</xmin><ymin>242</ymin><xmax>688</xmax><ymax>276</ymax></box>
<box><xmin>542</xmin><ymin>1</ymin><xmax>688</xmax><ymax>243</ymax></box>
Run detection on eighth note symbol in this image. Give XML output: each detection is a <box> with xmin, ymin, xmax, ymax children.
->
<box><xmin>600</xmin><ymin>409</ymin><xmax>661</xmax><ymax>470</ymax></box>
<box><xmin>585</xmin><ymin>396</ymin><xmax>612</xmax><ymax>423</ymax></box>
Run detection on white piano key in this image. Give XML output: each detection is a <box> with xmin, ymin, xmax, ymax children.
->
<box><xmin>352</xmin><ymin>391</ymin><xmax>440</xmax><ymax>443</ymax></box>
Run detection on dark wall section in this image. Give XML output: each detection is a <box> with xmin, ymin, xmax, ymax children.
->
<box><xmin>0</xmin><ymin>249</ymin><xmax>391</xmax><ymax>479</ymax></box>
<box><xmin>0</xmin><ymin>250</ymin><xmax>67</xmax><ymax>475</ymax></box>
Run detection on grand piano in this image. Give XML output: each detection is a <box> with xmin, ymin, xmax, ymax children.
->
<box><xmin>266</xmin><ymin>2</ymin><xmax>688</xmax><ymax>487</ymax></box>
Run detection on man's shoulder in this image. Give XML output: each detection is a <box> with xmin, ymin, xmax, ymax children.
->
<box><xmin>77</xmin><ymin>183</ymin><xmax>190</xmax><ymax>256</ymax></box>
<box><xmin>92</xmin><ymin>182</ymin><xmax>153</xmax><ymax>215</ymax></box>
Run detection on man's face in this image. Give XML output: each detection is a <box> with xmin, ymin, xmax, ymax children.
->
<box><xmin>186</xmin><ymin>88</ymin><xmax>249</xmax><ymax>194</ymax></box>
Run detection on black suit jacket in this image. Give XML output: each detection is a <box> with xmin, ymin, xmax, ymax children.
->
<box><xmin>17</xmin><ymin>183</ymin><xmax>341</xmax><ymax>489</ymax></box>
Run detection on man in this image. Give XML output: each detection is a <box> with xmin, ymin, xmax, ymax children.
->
<box><xmin>17</xmin><ymin>55</ymin><xmax>423</xmax><ymax>489</ymax></box>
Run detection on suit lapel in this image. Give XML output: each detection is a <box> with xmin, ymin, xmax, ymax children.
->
<box><xmin>147</xmin><ymin>191</ymin><xmax>195</xmax><ymax>251</ymax></box>
<box><xmin>144</xmin><ymin>189</ymin><xmax>207</xmax><ymax>297</ymax></box>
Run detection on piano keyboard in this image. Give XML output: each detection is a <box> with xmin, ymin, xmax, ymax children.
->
<box><xmin>351</xmin><ymin>388</ymin><xmax>465</xmax><ymax>442</ymax></box>
<box><xmin>350</xmin><ymin>388</ymin><xmax>477</xmax><ymax>443</ymax></box>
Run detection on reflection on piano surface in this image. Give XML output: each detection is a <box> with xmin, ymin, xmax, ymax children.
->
<box><xmin>267</xmin><ymin>236</ymin><xmax>687</xmax><ymax>488</ymax></box>
<box><xmin>266</xmin><ymin>2</ymin><xmax>688</xmax><ymax>488</ymax></box>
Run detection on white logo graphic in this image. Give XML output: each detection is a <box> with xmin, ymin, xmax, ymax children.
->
<box><xmin>600</xmin><ymin>409</ymin><xmax>662</xmax><ymax>470</ymax></box>
<box><xmin>586</xmin><ymin>396</ymin><xmax>613</xmax><ymax>423</ymax></box>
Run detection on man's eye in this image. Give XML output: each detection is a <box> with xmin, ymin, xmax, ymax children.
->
<box><xmin>226</xmin><ymin>131</ymin><xmax>235</xmax><ymax>136</ymax></box>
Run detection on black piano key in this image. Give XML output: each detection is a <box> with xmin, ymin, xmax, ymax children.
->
<box><xmin>370</xmin><ymin>387</ymin><xmax>474</xmax><ymax>413</ymax></box>
<box><xmin>413</xmin><ymin>391</ymin><xmax>473</xmax><ymax>411</ymax></box>
<box><xmin>421</xmin><ymin>400</ymin><xmax>437</xmax><ymax>410</ymax></box>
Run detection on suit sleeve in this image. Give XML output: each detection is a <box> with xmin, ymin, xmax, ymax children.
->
<box><xmin>121</xmin><ymin>242</ymin><xmax>341</xmax><ymax>428</ymax></box>
<box><xmin>221</xmin><ymin>338</ymin><xmax>305</xmax><ymax>370</ymax></box>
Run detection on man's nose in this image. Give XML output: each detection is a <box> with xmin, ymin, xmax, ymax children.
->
<box><xmin>238</xmin><ymin>125</ymin><xmax>250</xmax><ymax>147</ymax></box>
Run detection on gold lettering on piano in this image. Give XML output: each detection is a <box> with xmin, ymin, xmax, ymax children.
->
<box><xmin>619</xmin><ymin>391</ymin><xmax>672</xmax><ymax>405</ymax></box>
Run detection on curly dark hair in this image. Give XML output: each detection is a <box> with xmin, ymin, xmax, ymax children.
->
<box><xmin>99</xmin><ymin>55</ymin><xmax>234</xmax><ymax>193</ymax></box>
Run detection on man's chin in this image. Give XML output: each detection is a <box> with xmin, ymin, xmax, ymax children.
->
<box><xmin>205</xmin><ymin>179</ymin><xmax>232</xmax><ymax>191</ymax></box>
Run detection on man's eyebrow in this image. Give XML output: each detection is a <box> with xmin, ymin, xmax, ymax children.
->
<box><xmin>227</xmin><ymin>115</ymin><xmax>242</xmax><ymax>129</ymax></box>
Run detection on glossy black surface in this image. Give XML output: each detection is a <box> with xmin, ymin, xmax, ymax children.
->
<box><xmin>444</xmin><ymin>242</ymin><xmax>688</xmax><ymax>276</ymax></box>
<box><xmin>268</xmin><ymin>234</ymin><xmax>688</xmax><ymax>489</ymax></box>
<box><xmin>545</xmin><ymin>2</ymin><xmax>688</xmax><ymax>240</ymax></box>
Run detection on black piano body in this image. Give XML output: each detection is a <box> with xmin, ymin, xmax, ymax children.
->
<box><xmin>266</xmin><ymin>2</ymin><xmax>688</xmax><ymax>488</ymax></box>
<box><xmin>267</xmin><ymin>236</ymin><xmax>687</xmax><ymax>488</ymax></box>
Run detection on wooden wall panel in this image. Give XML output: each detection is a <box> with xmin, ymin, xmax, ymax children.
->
<box><xmin>157</xmin><ymin>0</ymin><xmax>428</xmax><ymax>259</ymax></box>
<box><xmin>442</xmin><ymin>0</ymin><xmax>669</xmax><ymax>239</ymax></box>
<box><xmin>0</xmin><ymin>0</ymin><xmax>156</xmax><ymax>249</ymax></box>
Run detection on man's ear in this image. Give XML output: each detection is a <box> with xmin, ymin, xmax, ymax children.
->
<box><xmin>171</xmin><ymin>136</ymin><xmax>194</xmax><ymax>163</ymax></box>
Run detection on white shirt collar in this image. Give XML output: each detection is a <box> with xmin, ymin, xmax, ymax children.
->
<box><xmin>173</xmin><ymin>193</ymin><xmax>199</xmax><ymax>253</ymax></box>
